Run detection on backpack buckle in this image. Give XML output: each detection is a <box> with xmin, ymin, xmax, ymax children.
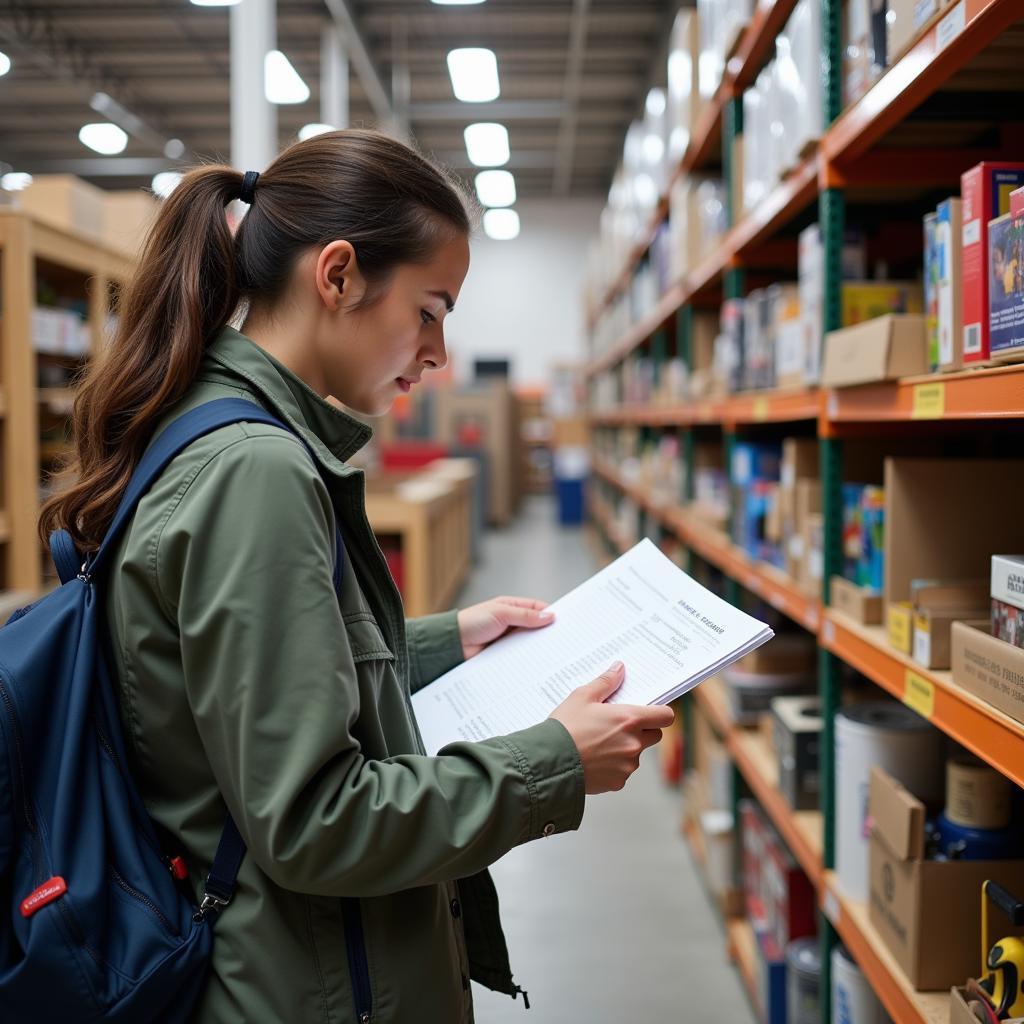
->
<box><xmin>192</xmin><ymin>890</ymin><xmax>230</xmax><ymax>922</ymax></box>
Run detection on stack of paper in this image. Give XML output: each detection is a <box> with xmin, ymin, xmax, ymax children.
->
<box><xmin>413</xmin><ymin>539</ymin><xmax>774</xmax><ymax>756</ymax></box>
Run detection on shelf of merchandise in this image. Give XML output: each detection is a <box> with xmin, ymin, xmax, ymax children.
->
<box><xmin>0</xmin><ymin>210</ymin><xmax>133</xmax><ymax>593</ymax></box>
<box><xmin>591</xmin><ymin>460</ymin><xmax>821</xmax><ymax>632</ymax></box>
<box><xmin>697</xmin><ymin>676</ymin><xmax>824</xmax><ymax>888</ymax></box>
<box><xmin>822</xmin><ymin>873</ymin><xmax>949</xmax><ymax>1024</ymax></box>
<box><xmin>825</xmin><ymin>363</ymin><xmax>1024</xmax><ymax>425</ymax></box>
<box><xmin>821</xmin><ymin>608</ymin><xmax>1024</xmax><ymax>791</ymax></box>
<box><xmin>590</xmin><ymin>387</ymin><xmax>822</xmax><ymax>429</ymax></box>
<box><xmin>726</xmin><ymin>917</ymin><xmax>763</xmax><ymax>1019</ymax></box>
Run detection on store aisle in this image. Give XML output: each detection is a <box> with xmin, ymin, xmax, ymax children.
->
<box><xmin>457</xmin><ymin>498</ymin><xmax>755</xmax><ymax>1024</ymax></box>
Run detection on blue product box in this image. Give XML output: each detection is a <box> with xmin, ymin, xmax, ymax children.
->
<box><xmin>755</xmin><ymin>927</ymin><xmax>788</xmax><ymax>1024</ymax></box>
<box><xmin>988</xmin><ymin>211</ymin><xmax>1024</xmax><ymax>358</ymax></box>
<box><xmin>731</xmin><ymin>442</ymin><xmax>782</xmax><ymax>487</ymax></box>
<box><xmin>860</xmin><ymin>486</ymin><xmax>885</xmax><ymax>592</ymax></box>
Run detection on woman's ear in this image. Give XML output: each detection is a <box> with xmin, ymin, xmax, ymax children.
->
<box><xmin>316</xmin><ymin>240</ymin><xmax>366</xmax><ymax>312</ymax></box>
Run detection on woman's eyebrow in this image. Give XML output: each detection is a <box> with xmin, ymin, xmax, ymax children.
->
<box><xmin>427</xmin><ymin>289</ymin><xmax>455</xmax><ymax>312</ymax></box>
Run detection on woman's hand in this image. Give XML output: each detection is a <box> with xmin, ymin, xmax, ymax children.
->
<box><xmin>457</xmin><ymin>596</ymin><xmax>555</xmax><ymax>660</ymax></box>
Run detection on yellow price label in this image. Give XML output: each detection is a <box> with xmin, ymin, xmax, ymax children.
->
<box><xmin>903</xmin><ymin>670</ymin><xmax>935</xmax><ymax>719</ymax></box>
<box><xmin>887</xmin><ymin>604</ymin><xmax>913</xmax><ymax>654</ymax></box>
<box><xmin>912</xmin><ymin>382</ymin><xmax>945</xmax><ymax>419</ymax></box>
<box><xmin>753</xmin><ymin>397</ymin><xmax>770</xmax><ymax>422</ymax></box>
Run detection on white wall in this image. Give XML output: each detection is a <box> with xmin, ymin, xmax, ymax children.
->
<box><xmin>446</xmin><ymin>197</ymin><xmax>603</xmax><ymax>386</ymax></box>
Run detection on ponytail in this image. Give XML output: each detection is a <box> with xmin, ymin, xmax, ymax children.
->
<box><xmin>39</xmin><ymin>165</ymin><xmax>245</xmax><ymax>551</ymax></box>
<box><xmin>40</xmin><ymin>130</ymin><xmax>471</xmax><ymax>554</ymax></box>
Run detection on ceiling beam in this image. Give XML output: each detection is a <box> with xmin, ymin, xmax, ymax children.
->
<box><xmin>410</xmin><ymin>100</ymin><xmax>568</xmax><ymax>122</ymax></box>
<box><xmin>321</xmin><ymin>0</ymin><xmax>395</xmax><ymax>127</ymax></box>
<box><xmin>553</xmin><ymin>0</ymin><xmax>590</xmax><ymax>196</ymax></box>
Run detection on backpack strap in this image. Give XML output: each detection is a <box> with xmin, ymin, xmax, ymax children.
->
<box><xmin>77</xmin><ymin>397</ymin><xmax>347</xmax><ymax>924</ymax></box>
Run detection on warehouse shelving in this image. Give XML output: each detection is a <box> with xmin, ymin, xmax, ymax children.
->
<box><xmin>586</xmin><ymin>2</ymin><xmax>1024</xmax><ymax>1021</ymax></box>
<box><xmin>0</xmin><ymin>210</ymin><xmax>133</xmax><ymax>594</ymax></box>
<box><xmin>726</xmin><ymin>918</ymin><xmax>764</xmax><ymax>1019</ymax></box>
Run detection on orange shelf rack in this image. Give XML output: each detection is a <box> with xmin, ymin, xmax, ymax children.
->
<box><xmin>822</xmin><ymin>874</ymin><xmax>949</xmax><ymax>1024</ymax></box>
<box><xmin>821</xmin><ymin>609</ymin><xmax>1024</xmax><ymax>792</ymax></box>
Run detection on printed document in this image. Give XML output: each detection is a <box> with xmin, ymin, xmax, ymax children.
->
<box><xmin>412</xmin><ymin>538</ymin><xmax>773</xmax><ymax>756</ymax></box>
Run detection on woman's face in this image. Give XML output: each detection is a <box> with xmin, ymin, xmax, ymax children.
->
<box><xmin>316</xmin><ymin>232</ymin><xmax>471</xmax><ymax>416</ymax></box>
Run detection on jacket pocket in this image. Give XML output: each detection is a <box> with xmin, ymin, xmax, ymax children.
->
<box><xmin>341</xmin><ymin>897</ymin><xmax>373</xmax><ymax>1023</ymax></box>
<box><xmin>343</xmin><ymin>614</ymin><xmax>395</xmax><ymax>665</ymax></box>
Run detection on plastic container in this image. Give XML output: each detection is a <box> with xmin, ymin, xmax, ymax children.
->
<box><xmin>835</xmin><ymin>701</ymin><xmax>944</xmax><ymax>901</ymax></box>
<box><xmin>786</xmin><ymin>937</ymin><xmax>820</xmax><ymax>1024</ymax></box>
<box><xmin>723</xmin><ymin>665</ymin><xmax>814</xmax><ymax>726</ymax></box>
<box><xmin>831</xmin><ymin>944</ymin><xmax>891</xmax><ymax>1024</ymax></box>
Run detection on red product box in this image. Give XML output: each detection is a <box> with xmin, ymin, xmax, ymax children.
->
<box><xmin>740</xmin><ymin>799</ymin><xmax>769</xmax><ymax>926</ymax></box>
<box><xmin>961</xmin><ymin>163</ymin><xmax>1024</xmax><ymax>362</ymax></box>
<box><xmin>992</xmin><ymin>598</ymin><xmax>1024</xmax><ymax>650</ymax></box>
<box><xmin>1012</xmin><ymin>185</ymin><xmax>1024</xmax><ymax>219</ymax></box>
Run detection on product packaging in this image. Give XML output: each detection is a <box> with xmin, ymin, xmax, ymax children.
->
<box><xmin>772</xmin><ymin>695</ymin><xmax>822</xmax><ymax>811</ymax></box>
<box><xmin>988</xmin><ymin>209</ymin><xmax>1024</xmax><ymax>362</ymax></box>
<box><xmin>831</xmin><ymin>576</ymin><xmax>884</xmax><ymax>624</ymax></box>
<box><xmin>821</xmin><ymin>315</ymin><xmax>928</xmax><ymax>388</ymax></box>
<box><xmin>952</xmin><ymin>619</ymin><xmax>1024</xmax><ymax>727</ymax></box>
<box><xmin>960</xmin><ymin>162</ymin><xmax>1024</xmax><ymax>362</ymax></box>
<box><xmin>666</xmin><ymin>10</ymin><xmax>703</xmax><ymax>169</ymax></box>
<box><xmin>936</xmin><ymin>197</ymin><xmax>964</xmax><ymax>371</ymax></box>
<box><xmin>923</xmin><ymin>211</ymin><xmax>939</xmax><ymax>371</ymax></box>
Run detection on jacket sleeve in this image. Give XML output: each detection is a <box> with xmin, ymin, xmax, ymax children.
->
<box><xmin>155</xmin><ymin>429</ymin><xmax>586</xmax><ymax>899</ymax></box>
<box><xmin>406</xmin><ymin>612</ymin><xmax>465</xmax><ymax>694</ymax></box>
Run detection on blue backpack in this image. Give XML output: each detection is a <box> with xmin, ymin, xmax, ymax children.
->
<box><xmin>0</xmin><ymin>398</ymin><xmax>344</xmax><ymax>1022</ymax></box>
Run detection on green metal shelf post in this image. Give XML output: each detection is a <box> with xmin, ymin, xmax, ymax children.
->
<box><xmin>723</xmin><ymin>96</ymin><xmax>744</xmax><ymax>230</ymax></box>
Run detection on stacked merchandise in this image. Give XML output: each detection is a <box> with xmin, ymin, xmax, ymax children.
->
<box><xmin>779</xmin><ymin>440</ymin><xmax>822</xmax><ymax>597</ymax></box>
<box><xmin>668</xmin><ymin>175</ymin><xmax>728</xmax><ymax>286</ymax></box>
<box><xmin>991</xmin><ymin>555</ymin><xmax>1024</xmax><ymax>649</ymax></box>
<box><xmin>731</xmin><ymin>441</ymin><xmax>784</xmax><ymax>569</ymax></box>
<box><xmin>690</xmin><ymin>441</ymin><xmax>730</xmax><ymax>529</ymax></box>
<box><xmin>724</xmin><ymin>632</ymin><xmax>817</xmax><ymax>726</ymax></box>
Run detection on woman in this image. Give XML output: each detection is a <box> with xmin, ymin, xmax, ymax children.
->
<box><xmin>41</xmin><ymin>129</ymin><xmax>673</xmax><ymax>1023</ymax></box>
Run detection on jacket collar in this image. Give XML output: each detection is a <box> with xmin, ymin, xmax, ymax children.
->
<box><xmin>203</xmin><ymin>326</ymin><xmax>373</xmax><ymax>471</ymax></box>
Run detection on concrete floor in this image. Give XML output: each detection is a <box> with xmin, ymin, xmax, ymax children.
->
<box><xmin>457</xmin><ymin>497</ymin><xmax>755</xmax><ymax>1024</ymax></box>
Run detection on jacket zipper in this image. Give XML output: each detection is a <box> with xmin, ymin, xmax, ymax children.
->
<box><xmin>341</xmin><ymin>897</ymin><xmax>373</xmax><ymax>1023</ymax></box>
<box><xmin>112</xmin><ymin>866</ymin><xmax>177</xmax><ymax>935</ymax></box>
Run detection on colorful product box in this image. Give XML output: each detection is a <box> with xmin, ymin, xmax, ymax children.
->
<box><xmin>990</xmin><ymin>554</ymin><xmax>1024</xmax><ymax>611</ymax></box>
<box><xmin>936</xmin><ymin>197</ymin><xmax>963</xmax><ymax>371</ymax></box>
<box><xmin>988</xmin><ymin>210</ymin><xmax>1024</xmax><ymax>362</ymax></box>
<box><xmin>924</xmin><ymin>211</ymin><xmax>939</xmax><ymax>371</ymax></box>
<box><xmin>960</xmin><ymin>162</ymin><xmax>1024</xmax><ymax>362</ymax></box>
<box><xmin>991</xmin><ymin>599</ymin><xmax>1024</xmax><ymax>650</ymax></box>
<box><xmin>841</xmin><ymin>281</ymin><xmax>923</xmax><ymax>325</ymax></box>
<box><xmin>842</xmin><ymin>484</ymin><xmax>885</xmax><ymax>590</ymax></box>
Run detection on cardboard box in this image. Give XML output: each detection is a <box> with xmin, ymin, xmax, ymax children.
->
<box><xmin>937</xmin><ymin>197</ymin><xmax>964</xmax><ymax>372</ymax></box>
<box><xmin>103</xmin><ymin>189</ymin><xmax>160</xmax><ymax>257</ymax></box>
<box><xmin>988</xmin><ymin>210</ymin><xmax>1024</xmax><ymax>363</ymax></box>
<box><xmin>961</xmin><ymin>162</ymin><xmax>1024</xmax><ymax>363</ymax></box>
<box><xmin>16</xmin><ymin>173</ymin><xmax>106</xmax><ymax>240</ymax></box>
<box><xmin>821</xmin><ymin>315</ymin><xmax>928</xmax><ymax>388</ymax></box>
<box><xmin>913</xmin><ymin>607</ymin><xmax>987</xmax><ymax>670</ymax></box>
<box><xmin>883</xmin><ymin>458</ymin><xmax>1024</xmax><ymax>611</ymax></box>
<box><xmin>952</xmin><ymin>619</ymin><xmax>1024</xmax><ymax>727</ymax></box>
<box><xmin>868</xmin><ymin>766</ymin><xmax>1024</xmax><ymax>990</ymax></box>
<box><xmin>831</xmin><ymin>576</ymin><xmax>883</xmax><ymax>624</ymax></box>
<box><xmin>992</xmin><ymin>554</ymin><xmax>1024</xmax><ymax>611</ymax></box>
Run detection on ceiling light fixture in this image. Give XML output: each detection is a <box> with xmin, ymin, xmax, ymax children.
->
<box><xmin>474</xmin><ymin>169</ymin><xmax>516</xmax><ymax>208</ymax></box>
<box><xmin>299</xmin><ymin>123</ymin><xmax>335</xmax><ymax>141</ymax></box>
<box><xmin>79</xmin><ymin>122</ymin><xmax>129</xmax><ymax>155</ymax></box>
<box><xmin>264</xmin><ymin>50</ymin><xmax>310</xmax><ymax>105</ymax></box>
<box><xmin>151</xmin><ymin>172</ymin><xmax>183</xmax><ymax>199</ymax></box>
<box><xmin>189</xmin><ymin>0</ymin><xmax>243</xmax><ymax>6</ymax></box>
<box><xmin>483</xmin><ymin>208</ymin><xmax>519</xmax><ymax>241</ymax></box>
<box><xmin>0</xmin><ymin>51</ymin><xmax>11</xmax><ymax>77</ymax></box>
<box><xmin>464</xmin><ymin>123</ymin><xmax>509</xmax><ymax>167</ymax></box>
<box><xmin>447</xmin><ymin>48</ymin><xmax>500</xmax><ymax>103</ymax></box>
<box><xmin>2</xmin><ymin>172</ymin><xmax>33</xmax><ymax>192</ymax></box>
<box><xmin>432</xmin><ymin>0</ymin><xmax>486</xmax><ymax>4</ymax></box>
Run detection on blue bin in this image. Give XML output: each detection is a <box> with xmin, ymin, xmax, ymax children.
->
<box><xmin>555</xmin><ymin>477</ymin><xmax>585</xmax><ymax>525</ymax></box>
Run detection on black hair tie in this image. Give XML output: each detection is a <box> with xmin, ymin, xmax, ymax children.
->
<box><xmin>238</xmin><ymin>170</ymin><xmax>259</xmax><ymax>204</ymax></box>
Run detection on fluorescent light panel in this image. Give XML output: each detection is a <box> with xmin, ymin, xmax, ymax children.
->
<box><xmin>474</xmin><ymin>170</ymin><xmax>516</xmax><ymax>208</ymax></box>
<box><xmin>433</xmin><ymin>1</ymin><xmax>486</xmax><ymax>4</ymax></box>
<box><xmin>464</xmin><ymin>123</ymin><xmax>509</xmax><ymax>167</ymax></box>
<box><xmin>151</xmin><ymin>172</ymin><xmax>183</xmax><ymax>199</ymax></box>
<box><xmin>447</xmin><ymin>48</ymin><xmax>500</xmax><ymax>103</ymax></box>
<box><xmin>2</xmin><ymin>172</ymin><xmax>33</xmax><ymax>191</ymax></box>
<box><xmin>79</xmin><ymin>122</ymin><xmax>128</xmax><ymax>155</ymax></box>
<box><xmin>190</xmin><ymin>0</ymin><xmax>242</xmax><ymax>5</ymax></box>
<box><xmin>265</xmin><ymin>50</ymin><xmax>310</xmax><ymax>105</ymax></box>
<box><xmin>483</xmin><ymin>209</ymin><xmax>519</xmax><ymax>241</ymax></box>
<box><xmin>299</xmin><ymin>123</ymin><xmax>335</xmax><ymax>141</ymax></box>
<box><xmin>0</xmin><ymin>51</ymin><xmax>11</xmax><ymax>77</ymax></box>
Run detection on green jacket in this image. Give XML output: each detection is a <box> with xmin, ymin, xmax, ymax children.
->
<box><xmin>104</xmin><ymin>327</ymin><xmax>586</xmax><ymax>1023</ymax></box>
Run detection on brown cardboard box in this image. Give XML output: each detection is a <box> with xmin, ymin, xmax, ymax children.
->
<box><xmin>821</xmin><ymin>315</ymin><xmax>928</xmax><ymax>388</ymax></box>
<box><xmin>830</xmin><ymin>576</ymin><xmax>883</xmax><ymax>624</ymax></box>
<box><xmin>737</xmin><ymin>633</ymin><xmax>817</xmax><ymax>675</ymax></box>
<box><xmin>551</xmin><ymin>417</ymin><xmax>588</xmax><ymax>447</ymax></box>
<box><xmin>103</xmin><ymin>189</ymin><xmax>160</xmax><ymax>257</ymax></box>
<box><xmin>17</xmin><ymin>173</ymin><xmax>106</xmax><ymax>240</ymax></box>
<box><xmin>868</xmin><ymin>766</ymin><xmax>1024</xmax><ymax>990</ymax></box>
<box><xmin>952</xmin><ymin>620</ymin><xmax>1024</xmax><ymax>728</ymax></box>
<box><xmin>883</xmin><ymin>459</ymin><xmax>1024</xmax><ymax>612</ymax></box>
<box><xmin>788</xmin><ymin>480</ymin><xmax>822</xmax><ymax>587</ymax></box>
<box><xmin>912</xmin><ymin>608</ymin><xmax>988</xmax><ymax>670</ymax></box>
<box><xmin>799</xmin><ymin>513</ymin><xmax>824</xmax><ymax>596</ymax></box>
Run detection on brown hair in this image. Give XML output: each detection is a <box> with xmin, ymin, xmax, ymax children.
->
<box><xmin>39</xmin><ymin>129</ymin><xmax>471</xmax><ymax>552</ymax></box>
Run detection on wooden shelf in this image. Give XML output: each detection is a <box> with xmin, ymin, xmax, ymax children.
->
<box><xmin>822</xmin><ymin>608</ymin><xmax>1024</xmax><ymax>791</ymax></box>
<box><xmin>726</xmin><ymin>917</ymin><xmax>763</xmax><ymax>1019</ymax></box>
<box><xmin>0</xmin><ymin>511</ymin><xmax>10</xmax><ymax>544</ymax></box>
<box><xmin>823</xmin><ymin>873</ymin><xmax>949</xmax><ymax>1024</ymax></box>
<box><xmin>696</xmin><ymin>676</ymin><xmax>824</xmax><ymax>889</ymax></box>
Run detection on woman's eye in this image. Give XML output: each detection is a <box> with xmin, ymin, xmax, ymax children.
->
<box><xmin>420</xmin><ymin>310</ymin><xmax>436</xmax><ymax>326</ymax></box>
